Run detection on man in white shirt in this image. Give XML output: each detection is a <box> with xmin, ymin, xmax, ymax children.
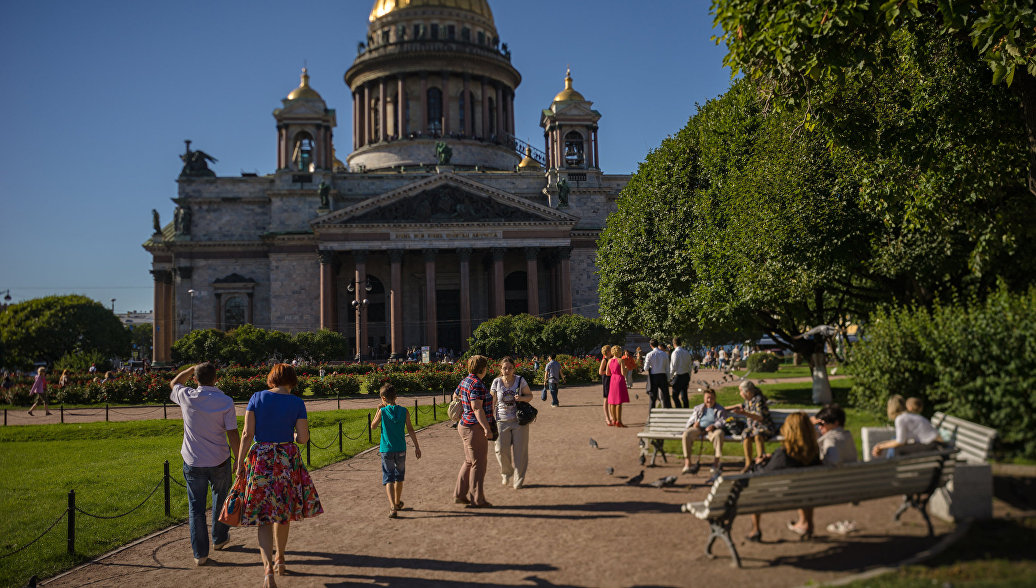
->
<box><xmin>170</xmin><ymin>363</ymin><xmax>240</xmax><ymax>566</ymax></box>
<box><xmin>644</xmin><ymin>339</ymin><xmax>671</xmax><ymax>408</ymax></box>
<box><xmin>669</xmin><ymin>337</ymin><xmax>693</xmax><ymax>408</ymax></box>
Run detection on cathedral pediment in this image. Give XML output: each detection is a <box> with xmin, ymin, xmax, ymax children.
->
<box><xmin>313</xmin><ymin>173</ymin><xmax>575</xmax><ymax>227</ymax></box>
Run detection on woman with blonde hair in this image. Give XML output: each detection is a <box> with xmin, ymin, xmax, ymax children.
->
<box><xmin>746</xmin><ymin>411</ymin><xmax>821</xmax><ymax>541</ymax></box>
<box><xmin>607</xmin><ymin>345</ymin><xmax>630</xmax><ymax>427</ymax></box>
<box><xmin>234</xmin><ymin>363</ymin><xmax>323</xmax><ymax>587</ymax></box>
<box><xmin>28</xmin><ymin>367</ymin><xmax>52</xmax><ymax>416</ymax></box>
<box><xmin>872</xmin><ymin>395</ymin><xmax>944</xmax><ymax>458</ymax></box>
<box><xmin>598</xmin><ymin>345</ymin><xmax>612</xmax><ymax>425</ymax></box>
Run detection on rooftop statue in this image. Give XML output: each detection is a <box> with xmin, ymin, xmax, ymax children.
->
<box><xmin>318</xmin><ymin>181</ymin><xmax>331</xmax><ymax>208</ymax></box>
<box><xmin>152</xmin><ymin>209</ymin><xmax>161</xmax><ymax>234</ymax></box>
<box><xmin>435</xmin><ymin>141</ymin><xmax>453</xmax><ymax>166</ymax></box>
<box><xmin>179</xmin><ymin>139</ymin><xmax>217</xmax><ymax>178</ymax></box>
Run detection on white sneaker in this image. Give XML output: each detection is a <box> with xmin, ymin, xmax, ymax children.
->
<box><xmin>194</xmin><ymin>556</ymin><xmax>207</xmax><ymax>566</ymax></box>
<box><xmin>501</xmin><ymin>474</ymin><xmax>511</xmax><ymax>486</ymax></box>
<box><xmin>213</xmin><ymin>540</ymin><xmax>229</xmax><ymax>551</ymax></box>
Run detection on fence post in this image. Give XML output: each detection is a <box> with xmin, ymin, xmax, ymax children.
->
<box><xmin>3</xmin><ymin>408</ymin><xmax>6</xmax><ymax>426</ymax></box>
<box><xmin>414</xmin><ymin>399</ymin><xmax>419</xmax><ymax>427</ymax></box>
<box><xmin>61</xmin><ymin>403</ymin><xmax>64</xmax><ymax>424</ymax></box>
<box><xmin>367</xmin><ymin>412</ymin><xmax>372</xmax><ymax>444</ymax></box>
<box><xmin>164</xmin><ymin>460</ymin><xmax>171</xmax><ymax>517</ymax></box>
<box><xmin>306</xmin><ymin>439</ymin><xmax>311</xmax><ymax>465</ymax></box>
<box><xmin>67</xmin><ymin>489</ymin><xmax>75</xmax><ymax>554</ymax></box>
<box><xmin>163</xmin><ymin>400</ymin><xmax>167</xmax><ymax>420</ymax></box>
<box><xmin>105</xmin><ymin>403</ymin><xmax>109</xmax><ymax>422</ymax></box>
<box><xmin>338</xmin><ymin>421</ymin><xmax>343</xmax><ymax>453</ymax></box>
<box><xmin>433</xmin><ymin>401</ymin><xmax>436</xmax><ymax>421</ymax></box>
<box><xmin>337</xmin><ymin>392</ymin><xmax>340</xmax><ymax>411</ymax></box>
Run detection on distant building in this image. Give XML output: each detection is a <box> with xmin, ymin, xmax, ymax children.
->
<box><xmin>144</xmin><ymin>0</ymin><xmax>629</xmax><ymax>364</ymax></box>
<box><xmin>118</xmin><ymin>311</ymin><xmax>154</xmax><ymax>328</ymax></box>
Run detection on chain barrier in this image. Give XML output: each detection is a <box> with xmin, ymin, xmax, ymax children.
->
<box><xmin>168</xmin><ymin>477</ymin><xmax>188</xmax><ymax>490</ymax></box>
<box><xmin>308</xmin><ymin>429</ymin><xmax>341</xmax><ymax>450</ymax></box>
<box><xmin>74</xmin><ymin>479</ymin><xmax>165</xmax><ymax>520</ymax></box>
<box><xmin>0</xmin><ymin>509</ymin><xmax>67</xmax><ymax>559</ymax></box>
<box><xmin>340</xmin><ymin>426</ymin><xmax>368</xmax><ymax>441</ymax></box>
<box><xmin>106</xmin><ymin>406</ymin><xmax>165</xmax><ymax>416</ymax></box>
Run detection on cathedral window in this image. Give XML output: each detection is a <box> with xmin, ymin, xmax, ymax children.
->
<box><xmin>292</xmin><ymin>132</ymin><xmax>315</xmax><ymax>172</ymax></box>
<box><xmin>447</xmin><ymin>25</ymin><xmax>455</xmax><ymax>40</ymax></box>
<box><xmin>397</xmin><ymin>24</ymin><xmax>406</xmax><ymax>41</ymax></box>
<box><xmin>223</xmin><ymin>296</ymin><xmax>247</xmax><ymax>330</ymax></box>
<box><xmin>564</xmin><ymin>131</ymin><xmax>585</xmax><ymax>168</ymax></box>
<box><xmin>477</xmin><ymin>30</ymin><xmax>485</xmax><ymax>45</ymax></box>
<box><xmin>413</xmin><ymin>24</ymin><xmax>424</xmax><ymax>39</ymax></box>
<box><xmin>461</xmin><ymin>27</ymin><xmax>470</xmax><ymax>42</ymax></box>
<box><xmin>431</xmin><ymin>23</ymin><xmax>439</xmax><ymax>39</ymax></box>
<box><xmin>371</xmin><ymin>97</ymin><xmax>381</xmax><ymax>140</ymax></box>
<box><xmin>427</xmin><ymin>88</ymin><xmax>443</xmax><ymax>134</ymax></box>
<box><xmin>381</xmin><ymin>29</ymin><xmax>390</xmax><ymax>44</ymax></box>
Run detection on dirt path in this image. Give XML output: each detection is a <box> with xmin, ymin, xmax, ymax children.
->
<box><xmin>45</xmin><ymin>382</ymin><xmax>952</xmax><ymax>588</ymax></box>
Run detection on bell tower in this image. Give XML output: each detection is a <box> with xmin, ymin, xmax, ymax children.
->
<box><xmin>273</xmin><ymin>68</ymin><xmax>337</xmax><ymax>172</ymax></box>
<box><xmin>541</xmin><ymin>68</ymin><xmax>601</xmax><ymax>174</ymax></box>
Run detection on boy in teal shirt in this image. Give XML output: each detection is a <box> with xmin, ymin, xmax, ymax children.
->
<box><xmin>370</xmin><ymin>384</ymin><xmax>422</xmax><ymax>518</ymax></box>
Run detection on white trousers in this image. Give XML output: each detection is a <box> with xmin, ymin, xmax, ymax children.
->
<box><xmin>495</xmin><ymin>419</ymin><xmax>530</xmax><ymax>488</ymax></box>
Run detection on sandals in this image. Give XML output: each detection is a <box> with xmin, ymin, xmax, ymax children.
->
<box><xmin>273</xmin><ymin>558</ymin><xmax>286</xmax><ymax>575</ymax></box>
<box><xmin>826</xmin><ymin>520</ymin><xmax>859</xmax><ymax>535</ymax></box>
<box><xmin>786</xmin><ymin>521</ymin><xmax>813</xmax><ymax>540</ymax></box>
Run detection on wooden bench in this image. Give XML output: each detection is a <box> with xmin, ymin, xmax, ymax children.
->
<box><xmin>637</xmin><ymin>407</ymin><xmax>816</xmax><ymax>466</ymax></box>
<box><xmin>681</xmin><ymin>449</ymin><xmax>958</xmax><ymax>567</ymax></box>
<box><xmin>931</xmin><ymin>412</ymin><xmax>997</xmax><ymax>464</ymax></box>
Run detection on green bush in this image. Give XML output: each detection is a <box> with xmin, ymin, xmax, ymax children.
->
<box><xmin>54</xmin><ymin>350</ymin><xmax>111</xmax><ymax>373</ymax></box>
<box><xmin>466</xmin><ymin>313</ymin><xmax>621</xmax><ymax>358</ymax></box>
<box><xmin>746</xmin><ymin>352</ymin><xmax>780</xmax><ymax>373</ymax></box>
<box><xmin>849</xmin><ymin>285</ymin><xmax>1036</xmax><ymax>460</ymax></box>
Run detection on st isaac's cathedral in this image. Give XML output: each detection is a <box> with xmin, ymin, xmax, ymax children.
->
<box><xmin>145</xmin><ymin>0</ymin><xmax>630</xmax><ymax>363</ymax></box>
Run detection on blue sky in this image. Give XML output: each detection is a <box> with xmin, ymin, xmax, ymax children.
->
<box><xmin>0</xmin><ymin>0</ymin><xmax>733</xmax><ymax>314</ymax></box>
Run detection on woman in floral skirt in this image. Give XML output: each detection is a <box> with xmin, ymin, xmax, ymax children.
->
<box><xmin>234</xmin><ymin>363</ymin><xmax>322</xmax><ymax>587</ymax></box>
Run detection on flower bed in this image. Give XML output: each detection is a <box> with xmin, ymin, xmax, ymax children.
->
<box><xmin>1</xmin><ymin>356</ymin><xmax>603</xmax><ymax>406</ymax></box>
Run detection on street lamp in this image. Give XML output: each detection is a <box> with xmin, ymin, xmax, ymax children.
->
<box><xmin>187</xmin><ymin>289</ymin><xmax>197</xmax><ymax>332</ymax></box>
<box><xmin>111</xmin><ymin>298</ymin><xmax>116</xmax><ymax>312</ymax></box>
<box><xmin>347</xmin><ymin>278</ymin><xmax>373</xmax><ymax>361</ymax></box>
<box><xmin>1</xmin><ymin>289</ymin><xmax>11</xmax><ymax>302</ymax></box>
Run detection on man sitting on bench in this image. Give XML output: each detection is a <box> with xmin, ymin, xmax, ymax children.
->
<box><xmin>681</xmin><ymin>388</ymin><xmax>728</xmax><ymax>482</ymax></box>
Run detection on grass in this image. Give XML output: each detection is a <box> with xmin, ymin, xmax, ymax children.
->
<box><xmin>843</xmin><ymin>517</ymin><xmax>1036</xmax><ymax>587</ymax></box>
<box><xmin>732</xmin><ymin>365</ymin><xmax>840</xmax><ymax>379</ymax></box>
<box><xmin>660</xmin><ymin>378</ymin><xmax>887</xmax><ymax>461</ymax></box>
<box><xmin>0</xmin><ymin>401</ymin><xmax>449</xmax><ymax>588</ymax></box>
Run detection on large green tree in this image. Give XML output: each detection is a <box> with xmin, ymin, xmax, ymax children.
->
<box><xmin>0</xmin><ymin>295</ymin><xmax>131</xmax><ymax>368</ymax></box>
<box><xmin>711</xmin><ymin>0</ymin><xmax>1036</xmax><ymax>196</ymax></box>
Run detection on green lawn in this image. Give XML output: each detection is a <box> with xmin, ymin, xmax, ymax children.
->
<box><xmin>733</xmin><ymin>365</ymin><xmax>841</xmax><ymax>379</ymax></box>
<box><xmin>0</xmin><ymin>402</ymin><xmax>448</xmax><ymax>588</ymax></box>
<box><xmin>843</xmin><ymin>517</ymin><xmax>1036</xmax><ymax>587</ymax></box>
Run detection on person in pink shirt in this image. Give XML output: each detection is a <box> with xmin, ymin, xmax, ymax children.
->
<box><xmin>28</xmin><ymin>367</ymin><xmax>51</xmax><ymax>416</ymax></box>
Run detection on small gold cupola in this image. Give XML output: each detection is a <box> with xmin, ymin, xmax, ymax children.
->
<box><xmin>552</xmin><ymin>68</ymin><xmax>585</xmax><ymax>103</ymax></box>
<box><xmin>287</xmin><ymin>68</ymin><xmax>324</xmax><ymax>101</ymax></box>
<box><xmin>518</xmin><ymin>146</ymin><xmax>541</xmax><ymax>170</ymax></box>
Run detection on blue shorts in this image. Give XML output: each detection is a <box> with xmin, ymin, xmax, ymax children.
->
<box><xmin>381</xmin><ymin>451</ymin><xmax>406</xmax><ymax>484</ymax></box>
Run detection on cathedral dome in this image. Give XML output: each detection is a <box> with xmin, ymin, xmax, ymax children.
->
<box><xmin>553</xmin><ymin>69</ymin><xmax>585</xmax><ymax>103</ymax></box>
<box><xmin>286</xmin><ymin>68</ymin><xmax>324</xmax><ymax>101</ymax></box>
<box><xmin>370</xmin><ymin>0</ymin><xmax>493</xmax><ymax>23</ymax></box>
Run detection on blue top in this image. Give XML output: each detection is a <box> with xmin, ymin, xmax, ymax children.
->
<box><xmin>698</xmin><ymin>406</ymin><xmax>720</xmax><ymax>429</ymax></box>
<box><xmin>379</xmin><ymin>404</ymin><xmax>408</xmax><ymax>453</ymax></box>
<box><xmin>246</xmin><ymin>390</ymin><xmax>307</xmax><ymax>443</ymax></box>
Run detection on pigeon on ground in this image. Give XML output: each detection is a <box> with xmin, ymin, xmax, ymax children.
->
<box><xmin>606</xmin><ymin>467</ymin><xmax>614</xmax><ymax>476</ymax></box>
<box><xmin>635</xmin><ymin>393</ymin><xmax>639</xmax><ymax>400</ymax></box>
<box><xmin>589</xmin><ymin>437</ymin><xmax>599</xmax><ymax>449</ymax></box>
<box><xmin>626</xmin><ymin>470</ymin><xmax>645</xmax><ymax>485</ymax></box>
<box><xmin>638</xmin><ymin>453</ymin><xmax>646</xmax><ymax>466</ymax></box>
<box><xmin>650</xmin><ymin>475</ymin><xmax>679</xmax><ymax>488</ymax></box>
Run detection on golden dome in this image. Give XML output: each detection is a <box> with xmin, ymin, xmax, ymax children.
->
<box><xmin>518</xmin><ymin>146</ymin><xmax>540</xmax><ymax>170</ymax></box>
<box><xmin>553</xmin><ymin>68</ymin><xmax>585</xmax><ymax>103</ymax></box>
<box><xmin>370</xmin><ymin>0</ymin><xmax>493</xmax><ymax>22</ymax></box>
<box><xmin>287</xmin><ymin>68</ymin><xmax>324</xmax><ymax>101</ymax></box>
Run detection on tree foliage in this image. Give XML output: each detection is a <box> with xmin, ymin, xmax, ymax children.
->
<box><xmin>0</xmin><ymin>295</ymin><xmax>131</xmax><ymax>369</ymax></box>
<box><xmin>466</xmin><ymin>314</ymin><xmax>619</xmax><ymax>358</ymax></box>
<box><xmin>172</xmin><ymin>326</ymin><xmax>350</xmax><ymax>365</ymax></box>
<box><xmin>848</xmin><ymin>285</ymin><xmax>1036</xmax><ymax>460</ymax></box>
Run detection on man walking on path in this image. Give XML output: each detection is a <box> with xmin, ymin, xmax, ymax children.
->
<box><xmin>170</xmin><ymin>363</ymin><xmax>240</xmax><ymax>566</ymax></box>
<box><xmin>669</xmin><ymin>338</ymin><xmax>693</xmax><ymax>408</ymax></box>
<box><xmin>644</xmin><ymin>339</ymin><xmax>671</xmax><ymax>408</ymax></box>
<box><xmin>543</xmin><ymin>355</ymin><xmax>565</xmax><ymax>406</ymax></box>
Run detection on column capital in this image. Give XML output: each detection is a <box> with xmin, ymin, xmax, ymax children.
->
<box><xmin>491</xmin><ymin>247</ymin><xmax>506</xmax><ymax>261</ymax></box>
<box><xmin>317</xmin><ymin>250</ymin><xmax>335</xmax><ymax>265</ymax></box>
<box><xmin>389</xmin><ymin>249</ymin><xmax>404</xmax><ymax>263</ymax></box>
<box><xmin>457</xmin><ymin>247</ymin><xmax>472</xmax><ymax>262</ymax></box>
<box><xmin>524</xmin><ymin>246</ymin><xmax>539</xmax><ymax>261</ymax></box>
<box><xmin>424</xmin><ymin>248</ymin><xmax>437</xmax><ymax>262</ymax></box>
<box><xmin>150</xmin><ymin>269</ymin><xmax>173</xmax><ymax>284</ymax></box>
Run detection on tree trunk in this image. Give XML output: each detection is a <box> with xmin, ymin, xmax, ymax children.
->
<box><xmin>1015</xmin><ymin>71</ymin><xmax>1036</xmax><ymax>198</ymax></box>
<box><xmin>810</xmin><ymin>351</ymin><xmax>832</xmax><ymax>404</ymax></box>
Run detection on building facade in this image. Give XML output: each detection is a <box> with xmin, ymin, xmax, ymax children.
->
<box><xmin>144</xmin><ymin>0</ymin><xmax>629</xmax><ymax>363</ymax></box>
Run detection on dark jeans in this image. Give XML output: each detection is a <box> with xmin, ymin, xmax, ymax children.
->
<box><xmin>671</xmin><ymin>373</ymin><xmax>690</xmax><ymax>408</ymax></box>
<box><xmin>547</xmin><ymin>381</ymin><xmax>559</xmax><ymax>406</ymax></box>
<box><xmin>183</xmin><ymin>458</ymin><xmax>232</xmax><ymax>559</ymax></box>
<box><xmin>648</xmin><ymin>373</ymin><xmax>671</xmax><ymax>408</ymax></box>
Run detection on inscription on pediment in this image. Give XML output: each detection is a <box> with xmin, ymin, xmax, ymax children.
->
<box><xmin>350</xmin><ymin>184</ymin><xmax>542</xmax><ymax>223</ymax></box>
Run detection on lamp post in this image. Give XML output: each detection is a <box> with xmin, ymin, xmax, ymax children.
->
<box><xmin>110</xmin><ymin>298</ymin><xmax>116</xmax><ymax>312</ymax></box>
<box><xmin>187</xmin><ymin>289</ymin><xmax>196</xmax><ymax>332</ymax></box>
<box><xmin>348</xmin><ymin>278</ymin><xmax>373</xmax><ymax>362</ymax></box>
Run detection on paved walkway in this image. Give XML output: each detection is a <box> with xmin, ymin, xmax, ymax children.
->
<box><xmin>45</xmin><ymin>383</ymin><xmax>953</xmax><ymax>587</ymax></box>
